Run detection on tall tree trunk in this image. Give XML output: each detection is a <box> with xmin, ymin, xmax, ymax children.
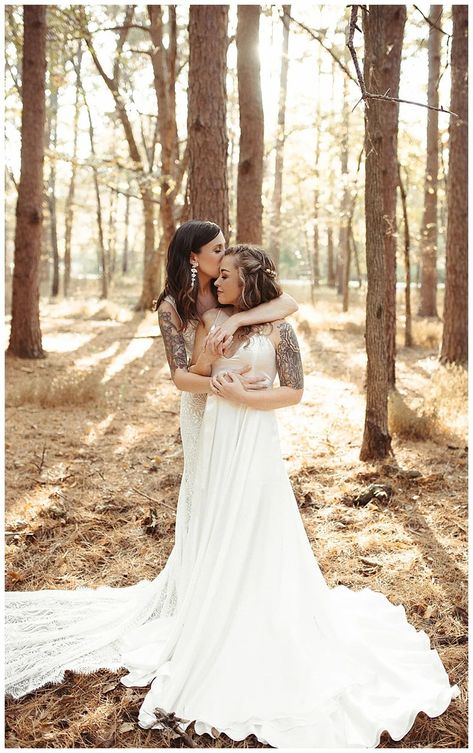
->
<box><xmin>360</xmin><ymin>5</ymin><xmax>392</xmax><ymax>462</ymax></box>
<box><xmin>398</xmin><ymin>163</ymin><xmax>413</xmax><ymax>347</ymax></box>
<box><xmin>47</xmin><ymin>80</ymin><xmax>60</xmax><ymax>297</ymax></box>
<box><xmin>64</xmin><ymin>41</ymin><xmax>82</xmax><ymax>297</ymax></box>
<box><xmin>107</xmin><ymin>181</ymin><xmax>117</xmax><ymax>283</ymax></box>
<box><xmin>122</xmin><ymin>192</ymin><xmax>130</xmax><ymax>274</ymax></box>
<box><xmin>148</xmin><ymin>5</ymin><xmax>178</xmax><ymax>285</ymax></box>
<box><xmin>188</xmin><ymin>5</ymin><xmax>229</xmax><ymax>237</ymax></box>
<box><xmin>327</xmin><ymin>225</ymin><xmax>335</xmax><ymax>286</ymax></box>
<box><xmin>343</xmin><ymin>148</ymin><xmax>363</xmax><ymax>311</ymax></box>
<box><xmin>337</xmin><ymin>66</ymin><xmax>350</xmax><ymax>296</ymax></box>
<box><xmin>81</xmin><ymin>82</ymin><xmax>108</xmax><ymax>298</ymax></box>
<box><xmin>418</xmin><ymin>6</ymin><xmax>442</xmax><ymax>317</ymax></box>
<box><xmin>379</xmin><ymin>5</ymin><xmax>406</xmax><ymax>387</ymax></box>
<box><xmin>311</xmin><ymin>44</ymin><xmax>322</xmax><ymax>299</ymax></box>
<box><xmin>441</xmin><ymin>5</ymin><xmax>468</xmax><ymax>365</ymax></box>
<box><xmin>269</xmin><ymin>5</ymin><xmax>290</xmax><ymax>270</ymax></box>
<box><xmin>8</xmin><ymin>6</ymin><xmax>46</xmax><ymax>358</ymax></box>
<box><xmin>236</xmin><ymin>5</ymin><xmax>264</xmax><ymax>244</ymax></box>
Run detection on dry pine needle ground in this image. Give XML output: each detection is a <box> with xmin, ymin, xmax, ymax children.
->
<box><xmin>5</xmin><ymin>289</ymin><xmax>468</xmax><ymax>749</ymax></box>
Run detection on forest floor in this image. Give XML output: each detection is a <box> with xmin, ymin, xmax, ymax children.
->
<box><xmin>4</xmin><ymin>286</ymin><xmax>468</xmax><ymax>749</ymax></box>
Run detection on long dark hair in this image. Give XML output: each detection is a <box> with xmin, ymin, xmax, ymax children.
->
<box><xmin>153</xmin><ymin>220</ymin><xmax>221</xmax><ymax>330</ymax></box>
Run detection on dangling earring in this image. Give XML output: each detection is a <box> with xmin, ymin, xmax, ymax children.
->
<box><xmin>190</xmin><ymin>261</ymin><xmax>198</xmax><ymax>288</ymax></box>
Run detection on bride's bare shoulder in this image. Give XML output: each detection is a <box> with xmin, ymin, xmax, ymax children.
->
<box><xmin>202</xmin><ymin>307</ymin><xmax>231</xmax><ymax>328</ymax></box>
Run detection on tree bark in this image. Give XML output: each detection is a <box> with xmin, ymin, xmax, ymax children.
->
<box><xmin>236</xmin><ymin>5</ymin><xmax>264</xmax><ymax>244</ymax></box>
<box><xmin>47</xmin><ymin>80</ymin><xmax>60</xmax><ymax>297</ymax></box>
<box><xmin>441</xmin><ymin>5</ymin><xmax>468</xmax><ymax>365</ymax></box>
<box><xmin>8</xmin><ymin>6</ymin><xmax>47</xmax><ymax>359</ymax></box>
<box><xmin>122</xmin><ymin>192</ymin><xmax>130</xmax><ymax>274</ymax></box>
<box><xmin>418</xmin><ymin>5</ymin><xmax>442</xmax><ymax>317</ymax></box>
<box><xmin>79</xmin><ymin>73</ymin><xmax>108</xmax><ymax>298</ymax></box>
<box><xmin>360</xmin><ymin>5</ymin><xmax>392</xmax><ymax>462</ymax></box>
<box><xmin>337</xmin><ymin>64</ymin><xmax>350</xmax><ymax>296</ymax></box>
<box><xmin>148</xmin><ymin>5</ymin><xmax>178</xmax><ymax>280</ymax></box>
<box><xmin>269</xmin><ymin>5</ymin><xmax>290</xmax><ymax>270</ymax></box>
<box><xmin>327</xmin><ymin>225</ymin><xmax>335</xmax><ymax>286</ymax></box>
<box><xmin>379</xmin><ymin>5</ymin><xmax>406</xmax><ymax>387</ymax></box>
<box><xmin>311</xmin><ymin>44</ymin><xmax>322</xmax><ymax>298</ymax></box>
<box><xmin>188</xmin><ymin>5</ymin><xmax>229</xmax><ymax>238</ymax></box>
<box><xmin>64</xmin><ymin>41</ymin><xmax>82</xmax><ymax>297</ymax></box>
<box><xmin>398</xmin><ymin>163</ymin><xmax>413</xmax><ymax>347</ymax></box>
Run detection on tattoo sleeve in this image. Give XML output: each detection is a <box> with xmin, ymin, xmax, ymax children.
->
<box><xmin>158</xmin><ymin>309</ymin><xmax>188</xmax><ymax>377</ymax></box>
<box><xmin>276</xmin><ymin>322</ymin><xmax>304</xmax><ymax>389</ymax></box>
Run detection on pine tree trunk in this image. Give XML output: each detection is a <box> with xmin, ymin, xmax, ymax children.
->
<box><xmin>107</xmin><ymin>182</ymin><xmax>117</xmax><ymax>283</ymax></box>
<box><xmin>81</xmin><ymin>85</ymin><xmax>108</xmax><ymax>299</ymax></box>
<box><xmin>122</xmin><ymin>192</ymin><xmax>130</xmax><ymax>274</ymax></box>
<box><xmin>269</xmin><ymin>5</ymin><xmax>291</xmax><ymax>270</ymax></box>
<box><xmin>441</xmin><ymin>5</ymin><xmax>468</xmax><ymax>365</ymax></box>
<box><xmin>327</xmin><ymin>225</ymin><xmax>335</xmax><ymax>286</ymax></box>
<box><xmin>64</xmin><ymin>42</ymin><xmax>82</xmax><ymax>298</ymax></box>
<box><xmin>360</xmin><ymin>5</ymin><xmax>392</xmax><ymax>462</ymax></box>
<box><xmin>311</xmin><ymin>45</ymin><xmax>322</xmax><ymax>296</ymax></box>
<box><xmin>140</xmin><ymin>187</ymin><xmax>158</xmax><ymax>307</ymax></box>
<box><xmin>148</xmin><ymin>5</ymin><xmax>177</xmax><ymax>267</ymax></box>
<box><xmin>188</xmin><ymin>6</ymin><xmax>229</xmax><ymax>238</ymax></box>
<box><xmin>398</xmin><ymin>163</ymin><xmax>413</xmax><ymax>347</ymax></box>
<box><xmin>379</xmin><ymin>5</ymin><xmax>406</xmax><ymax>387</ymax></box>
<box><xmin>337</xmin><ymin>68</ymin><xmax>350</xmax><ymax>297</ymax></box>
<box><xmin>47</xmin><ymin>81</ymin><xmax>60</xmax><ymax>298</ymax></box>
<box><xmin>8</xmin><ymin>6</ymin><xmax>46</xmax><ymax>358</ymax></box>
<box><xmin>418</xmin><ymin>5</ymin><xmax>442</xmax><ymax>317</ymax></box>
<box><xmin>236</xmin><ymin>5</ymin><xmax>264</xmax><ymax>244</ymax></box>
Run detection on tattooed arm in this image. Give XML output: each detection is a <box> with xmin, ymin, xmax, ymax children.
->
<box><xmin>158</xmin><ymin>302</ymin><xmax>214</xmax><ymax>394</ymax></box>
<box><xmin>209</xmin><ymin>321</ymin><xmax>304</xmax><ymax>410</ymax></box>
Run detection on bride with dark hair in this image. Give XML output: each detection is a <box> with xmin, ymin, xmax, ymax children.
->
<box><xmin>5</xmin><ymin>223</ymin><xmax>298</xmax><ymax>699</ymax></box>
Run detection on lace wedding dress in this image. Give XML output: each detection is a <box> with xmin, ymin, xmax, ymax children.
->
<box><xmin>5</xmin><ymin>316</ymin><xmax>459</xmax><ymax>747</ymax></box>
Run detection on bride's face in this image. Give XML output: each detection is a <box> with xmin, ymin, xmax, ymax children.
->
<box><xmin>214</xmin><ymin>256</ymin><xmax>243</xmax><ymax>307</ymax></box>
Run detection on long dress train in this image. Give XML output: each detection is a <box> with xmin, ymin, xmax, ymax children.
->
<box><xmin>5</xmin><ymin>324</ymin><xmax>459</xmax><ymax>747</ymax></box>
<box><xmin>5</xmin><ymin>297</ymin><xmax>205</xmax><ymax>699</ymax></box>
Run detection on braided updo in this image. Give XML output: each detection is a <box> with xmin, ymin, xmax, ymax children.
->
<box><xmin>223</xmin><ymin>244</ymin><xmax>282</xmax><ymax>311</ymax></box>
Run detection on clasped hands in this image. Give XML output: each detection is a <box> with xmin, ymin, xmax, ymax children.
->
<box><xmin>201</xmin><ymin>319</ymin><xmax>270</xmax><ymax>396</ymax></box>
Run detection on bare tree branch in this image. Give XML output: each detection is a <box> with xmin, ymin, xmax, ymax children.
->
<box><xmin>413</xmin><ymin>4</ymin><xmax>451</xmax><ymax>37</ymax></box>
<box><xmin>347</xmin><ymin>5</ymin><xmax>459</xmax><ymax>118</ymax></box>
<box><xmin>287</xmin><ymin>12</ymin><xmax>357</xmax><ymax>84</ymax></box>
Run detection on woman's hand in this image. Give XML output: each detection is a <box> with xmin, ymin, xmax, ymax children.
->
<box><xmin>237</xmin><ymin>371</ymin><xmax>272</xmax><ymax>390</ymax></box>
<box><xmin>204</xmin><ymin>315</ymin><xmax>242</xmax><ymax>356</ymax></box>
<box><xmin>210</xmin><ymin>371</ymin><xmax>248</xmax><ymax>404</ymax></box>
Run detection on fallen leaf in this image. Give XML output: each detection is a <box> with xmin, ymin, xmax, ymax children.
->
<box><xmin>118</xmin><ymin>722</ymin><xmax>135</xmax><ymax>734</ymax></box>
<box><xmin>102</xmin><ymin>681</ymin><xmax>118</xmax><ymax>693</ymax></box>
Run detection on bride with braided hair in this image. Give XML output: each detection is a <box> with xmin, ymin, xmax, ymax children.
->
<box><xmin>120</xmin><ymin>244</ymin><xmax>459</xmax><ymax>746</ymax></box>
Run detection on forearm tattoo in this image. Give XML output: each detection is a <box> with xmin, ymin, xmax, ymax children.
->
<box><xmin>276</xmin><ymin>322</ymin><xmax>304</xmax><ymax>389</ymax></box>
<box><xmin>158</xmin><ymin>310</ymin><xmax>188</xmax><ymax>377</ymax></box>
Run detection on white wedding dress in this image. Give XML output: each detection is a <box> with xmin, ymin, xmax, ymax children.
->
<box><xmin>5</xmin><ymin>306</ymin><xmax>460</xmax><ymax>748</ymax></box>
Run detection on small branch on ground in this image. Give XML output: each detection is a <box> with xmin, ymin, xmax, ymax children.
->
<box><xmin>131</xmin><ymin>487</ymin><xmax>176</xmax><ymax>513</ymax></box>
